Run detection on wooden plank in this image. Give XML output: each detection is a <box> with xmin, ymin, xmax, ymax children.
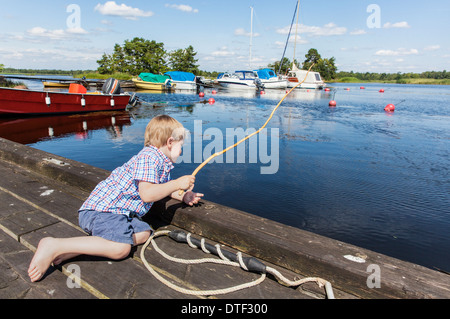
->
<box><xmin>149</xmin><ymin>198</ymin><xmax>450</xmax><ymax>299</ymax></box>
<box><xmin>0</xmin><ymin>229</ymin><xmax>95</xmax><ymax>299</ymax></box>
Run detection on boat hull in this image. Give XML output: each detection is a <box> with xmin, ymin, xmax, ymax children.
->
<box><xmin>172</xmin><ymin>81</ymin><xmax>197</xmax><ymax>90</ymax></box>
<box><xmin>0</xmin><ymin>87</ymin><xmax>130</xmax><ymax>115</ymax></box>
<box><xmin>216</xmin><ymin>80</ymin><xmax>257</xmax><ymax>90</ymax></box>
<box><xmin>261</xmin><ymin>79</ymin><xmax>289</xmax><ymax>89</ymax></box>
<box><xmin>132</xmin><ymin>79</ymin><xmax>176</xmax><ymax>91</ymax></box>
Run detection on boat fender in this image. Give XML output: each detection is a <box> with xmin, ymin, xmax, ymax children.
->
<box><xmin>168</xmin><ymin>230</ymin><xmax>267</xmax><ymax>274</ymax></box>
<box><xmin>102</xmin><ymin>78</ymin><xmax>121</xmax><ymax>95</ymax></box>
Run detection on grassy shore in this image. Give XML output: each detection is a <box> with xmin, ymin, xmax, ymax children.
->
<box><xmin>73</xmin><ymin>72</ymin><xmax>132</xmax><ymax>81</ymax></box>
<box><xmin>331</xmin><ymin>76</ymin><xmax>450</xmax><ymax>85</ymax></box>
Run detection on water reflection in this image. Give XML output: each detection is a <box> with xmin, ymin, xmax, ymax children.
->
<box><xmin>0</xmin><ymin>111</ymin><xmax>131</xmax><ymax>144</ymax></box>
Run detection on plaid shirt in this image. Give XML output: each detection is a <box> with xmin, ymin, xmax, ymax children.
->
<box><xmin>79</xmin><ymin>146</ymin><xmax>174</xmax><ymax>218</ymax></box>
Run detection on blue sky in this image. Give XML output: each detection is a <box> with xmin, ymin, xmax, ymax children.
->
<box><xmin>1</xmin><ymin>0</ymin><xmax>449</xmax><ymax>73</ymax></box>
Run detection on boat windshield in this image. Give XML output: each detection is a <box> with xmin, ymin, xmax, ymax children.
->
<box><xmin>234</xmin><ymin>71</ymin><xmax>257</xmax><ymax>79</ymax></box>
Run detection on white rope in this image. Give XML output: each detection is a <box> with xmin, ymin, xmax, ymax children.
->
<box><xmin>140</xmin><ymin>230</ymin><xmax>266</xmax><ymax>296</ymax></box>
<box><xmin>140</xmin><ymin>230</ymin><xmax>335</xmax><ymax>298</ymax></box>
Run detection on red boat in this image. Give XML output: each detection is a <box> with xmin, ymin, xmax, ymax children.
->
<box><xmin>0</xmin><ymin>86</ymin><xmax>131</xmax><ymax>115</ymax></box>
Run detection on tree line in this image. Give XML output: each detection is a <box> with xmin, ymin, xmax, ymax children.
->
<box><xmin>97</xmin><ymin>37</ymin><xmax>200</xmax><ymax>75</ymax></box>
<box><xmin>1</xmin><ymin>38</ymin><xmax>448</xmax><ymax>82</ymax></box>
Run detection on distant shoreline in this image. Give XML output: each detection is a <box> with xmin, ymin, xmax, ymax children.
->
<box><xmin>2</xmin><ymin>72</ymin><xmax>449</xmax><ymax>86</ymax></box>
<box><xmin>328</xmin><ymin>77</ymin><xmax>450</xmax><ymax>86</ymax></box>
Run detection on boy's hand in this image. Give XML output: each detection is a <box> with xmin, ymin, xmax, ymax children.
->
<box><xmin>177</xmin><ymin>175</ymin><xmax>196</xmax><ymax>192</ymax></box>
<box><xmin>183</xmin><ymin>191</ymin><xmax>204</xmax><ymax>206</ymax></box>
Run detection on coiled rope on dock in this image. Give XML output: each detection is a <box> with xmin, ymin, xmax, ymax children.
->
<box><xmin>140</xmin><ymin>230</ymin><xmax>335</xmax><ymax>299</ymax></box>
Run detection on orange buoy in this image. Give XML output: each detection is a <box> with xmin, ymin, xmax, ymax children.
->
<box><xmin>329</xmin><ymin>100</ymin><xmax>337</xmax><ymax>107</ymax></box>
<box><xmin>199</xmin><ymin>92</ymin><xmax>205</xmax><ymax>97</ymax></box>
<box><xmin>384</xmin><ymin>104</ymin><xmax>395</xmax><ymax>112</ymax></box>
<box><xmin>208</xmin><ymin>98</ymin><xmax>215</xmax><ymax>104</ymax></box>
<box><xmin>379</xmin><ymin>89</ymin><xmax>385</xmax><ymax>93</ymax></box>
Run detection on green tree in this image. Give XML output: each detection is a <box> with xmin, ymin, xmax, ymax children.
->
<box><xmin>268</xmin><ymin>57</ymin><xmax>298</xmax><ymax>74</ymax></box>
<box><xmin>0</xmin><ymin>64</ymin><xmax>4</xmax><ymax>73</ymax></box>
<box><xmin>168</xmin><ymin>45</ymin><xmax>200</xmax><ymax>73</ymax></box>
<box><xmin>302</xmin><ymin>48</ymin><xmax>337</xmax><ymax>80</ymax></box>
<box><xmin>97</xmin><ymin>37</ymin><xmax>167</xmax><ymax>75</ymax></box>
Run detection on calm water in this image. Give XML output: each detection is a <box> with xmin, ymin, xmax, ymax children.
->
<box><xmin>3</xmin><ymin>78</ymin><xmax>449</xmax><ymax>272</ymax></box>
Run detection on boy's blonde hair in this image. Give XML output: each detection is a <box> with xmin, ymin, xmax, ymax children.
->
<box><xmin>144</xmin><ymin>115</ymin><xmax>185</xmax><ymax>148</ymax></box>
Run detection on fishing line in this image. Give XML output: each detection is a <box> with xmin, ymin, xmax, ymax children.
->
<box><xmin>179</xmin><ymin>63</ymin><xmax>315</xmax><ymax>195</ymax></box>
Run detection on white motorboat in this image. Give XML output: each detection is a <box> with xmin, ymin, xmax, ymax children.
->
<box><xmin>216</xmin><ymin>71</ymin><xmax>264</xmax><ymax>90</ymax></box>
<box><xmin>255</xmin><ymin>69</ymin><xmax>288</xmax><ymax>89</ymax></box>
<box><xmin>285</xmin><ymin>64</ymin><xmax>325</xmax><ymax>90</ymax></box>
<box><xmin>164</xmin><ymin>71</ymin><xmax>197</xmax><ymax>91</ymax></box>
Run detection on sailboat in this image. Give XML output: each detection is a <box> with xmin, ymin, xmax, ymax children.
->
<box><xmin>281</xmin><ymin>0</ymin><xmax>326</xmax><ymax>90</ymax></box>
<box><xmin>216</xmin><ymin>7</ymin><xmax>266</xmax><ymax>91</ymax></box>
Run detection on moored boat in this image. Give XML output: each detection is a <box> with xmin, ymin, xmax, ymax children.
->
<box><xmin>285</xmin><ymin>64</ymin><xmax>326</xmax><ymax>89</ymax></box>
<box><xmin>164</xmin><ymin>71</ymin><xmax>197</xmax><ymax>91</ymax></box>
<box><xmin>132</xmin><ymin>73</ymin><xmax>175</xmax><ymax>92</ymax></box>
<box><xmin>0</xmin><ymin>86</ymin><xmax>131</xmax><ymax>115</ymax></box>
<box><xmin>255</xmin><ymin>68</ymin><xmax>288</xmax><ymax>89</ymax></box>
<box><xmin>216</xmin><ymin>70</ymin><xmax>264</xmax><ymax>91</ymax></box>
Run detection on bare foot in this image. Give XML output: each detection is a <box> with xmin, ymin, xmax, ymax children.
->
<box><xmin>53</xmin><ymin>253</ymin><xmax>80</xmax><ymax>266</ymax></box>
<box><xmin>28</xmin><ymin>237</ymin><xmax>58</xmax><ymax>282</ymax></box>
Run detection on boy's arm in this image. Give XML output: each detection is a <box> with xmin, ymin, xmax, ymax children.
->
<box><xmin>138</xmin><ymin>175</ymin><xmax>195</xmax><ymax>203</ymax></box>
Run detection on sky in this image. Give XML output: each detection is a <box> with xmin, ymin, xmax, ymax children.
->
<box><xmin>0</xmin><ymin>0</ymin><xmax>449</xmax><ymax>74</ymax></box>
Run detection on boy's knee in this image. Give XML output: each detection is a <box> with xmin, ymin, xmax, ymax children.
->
<box><xmin>112</xmin><ymin>244</ymin><xmax>131</xmax><ymax>260</ymax></box>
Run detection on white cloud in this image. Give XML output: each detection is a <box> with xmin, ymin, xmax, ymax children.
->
<box><xmin>66</xmin><ymin>27</ymin><xmax>89</xmax><ymax>35</ymax></box>
<box><xmin>165</xmin><ymin>4</ymin><xmax>198</xmax><ymax>13</ymax></box>
<box><xmin>277</xmin><ymin>23</ymin><xmax>347</xmax><ymax>37</ymax></box>
<box><xmin>27</xmin><ymin>27</ymin><xmax>66</xmax><ymax>40</ymax></box>
<box><xmin>94</xmin><ymin>1</ymin><xmax>154</xmax><ymax>20</ymax></box>
<box><xmin>26</xmin><ymin>26</ymin><xmax>89</xmax><ymax>41</ymax></box>
<box><xmin>383</xmin><ymin>21</ymin><xmax>411</xmax><ymax>29</ymax></box>
<box><xmin>275</xmin><ymin>34</ymin><xmax>308</xmax><ymax>47</ymax></box>
<box><xmin>424</xmin><ymin>45</ymin><xmax>440</xmax><ymax>51</ymax></box>
<box><xmin>350</xmin><ymin>29</ymin><xmax>366</xmax><ymax>35</ymax></box>
<box><xmin>375</xmin><ymin>48</ymin><xmax>419</xmax><ymax>56</ymax></box>
<box><xmin>234</xmin><ymin>28</ymin><xmax>260</xmax><ymax>37</ymax></box>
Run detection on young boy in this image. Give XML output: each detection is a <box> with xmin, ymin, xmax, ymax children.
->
<box><xmin>28</xmin><ymin>115</ymin><xmax>203</xmax><ymax>282</ymax></box>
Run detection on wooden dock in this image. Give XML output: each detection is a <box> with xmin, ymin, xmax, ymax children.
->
<box><xmin>0</xmin><ymin>137</ymin><xmax>448</xmax><ymax>303</ymax></box>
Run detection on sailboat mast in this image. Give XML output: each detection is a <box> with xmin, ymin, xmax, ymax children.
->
<box><xmin>249</xmin><ymin>6</ymin><xmax>253</xmax><ymax>69</ymax></box>
<box><xmin>292</xmin><ymin>0</ymin><xmax>300</xmax><ymax>69</ymax></box>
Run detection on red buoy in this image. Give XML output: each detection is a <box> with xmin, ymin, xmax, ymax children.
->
<box><xmin>212</xmin><ymin>90</ymin><xmax>217</xmax><ymax>95</ymax></box>
<box><xmin>329</xmin><ymin>100</ymin><xmax>337</xmax><ymax>107</ymax></box>
<box><xmin>360</xmin><ymin>86</ymin><xmax>365</xmax><ymax>89</ymax></box>
<box><xmin>345</xmin><ymin>88</ymin><xmax>350</xmax><ymax>91</ymax></box>
<box><xmin>260</xmin><ymin>90</ymin><xmax>265</xmax><ymax>95</ymax></box>
<box><xmin>199</xmin><ymin>92</ymin><xmax>205</xmax><ymax>97</ymax></box>
<box><xmin>208</xmin><ymin>98</ymin><xmax>215</xmax><ymax>104</ymax></box>
<box><xmin>379</xmin><ymin>89</ymin><xmax>385</xmax><ymax>93</ymax></box>
<box><xmin>324</xmin><ymin>88</ymin><xmax>330</xmax><ymax>91</ymax></box>
<box><xmin>384</xmin><ymin>104</ymin><xmax>395</xmax><ymax>112</ymax></box>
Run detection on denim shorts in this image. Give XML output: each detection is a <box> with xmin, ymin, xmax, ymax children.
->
<box><xmin>78</xmin><ymin>210</ymin><xmax>153</xmax><ymax>245</ymax></box>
